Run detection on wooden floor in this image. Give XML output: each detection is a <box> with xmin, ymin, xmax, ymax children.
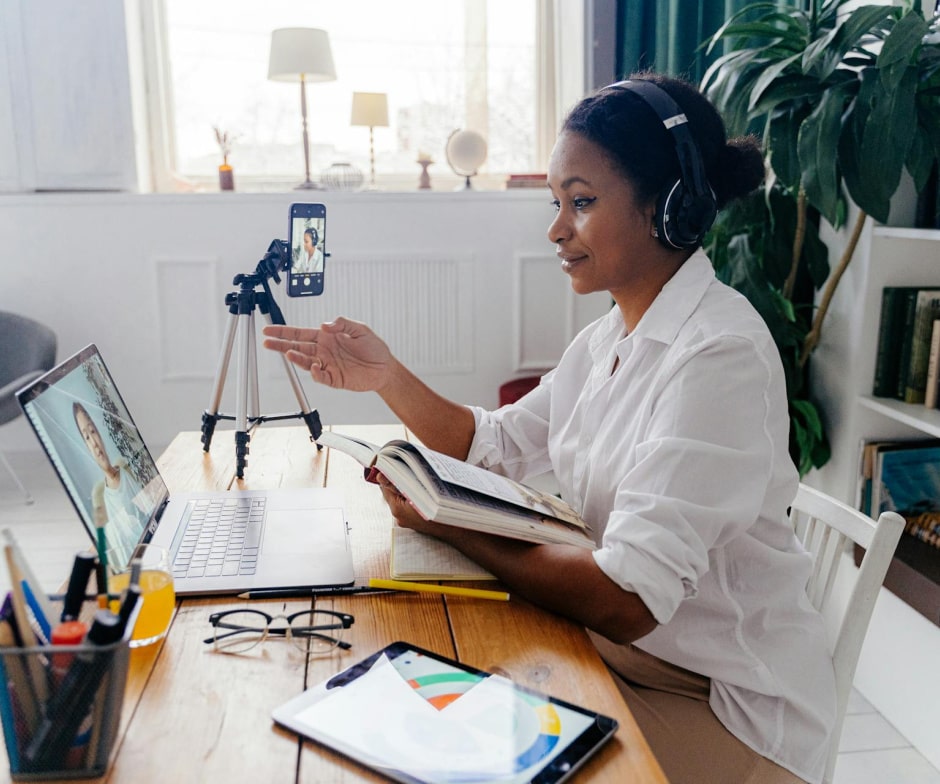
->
<box><xmin>1</xmin><ymin>448</ymin><xmax>939</xmax><ymax>784</ymax></box>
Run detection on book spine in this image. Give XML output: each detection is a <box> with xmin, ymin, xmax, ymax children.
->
<box><xmin>905</xmin><ymin>293</ymin><xmax>940</xmax><ymax>404</ymax></box>
<box><xmin>895</xmin><ymin>289</ymin><xmax>921</xmax><ymax>400</ymax></box>
<box><xmin>925</xmin><ymin>319</ymin><xmax>940</xmax><ymax>408</ymax></box>
<box><xmin>873</xmin><ymin>288</ymin><xmax>902</xmax><ymax>397</ymax></box>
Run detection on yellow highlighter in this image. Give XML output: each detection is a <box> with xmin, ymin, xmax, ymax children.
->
<box><xmin>368</xmin><ymin>578</ymin><xmax>509</xmax><ymax>602</ymax></box>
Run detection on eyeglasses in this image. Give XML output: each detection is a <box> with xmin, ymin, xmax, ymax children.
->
<box><xmin>204</xmin><ymin>608</ymin><xmax>355</xmax><ymax>656</ymax></box>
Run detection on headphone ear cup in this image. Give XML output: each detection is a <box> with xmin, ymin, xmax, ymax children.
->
<box><xmin>654</xmin><ymin>180</ymin><xmax>717</xmax><ymax>250</ymax></box>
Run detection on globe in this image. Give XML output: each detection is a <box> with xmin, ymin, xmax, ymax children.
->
<box><xmin>445</xmin><ymin>129</ymin><xmax>487</xmax><ymax>189</ymax></box>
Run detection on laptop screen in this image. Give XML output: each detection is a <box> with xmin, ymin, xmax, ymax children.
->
<box><xmin>16</xmin><ymin>344</ymin><xmax>169</xmax><ymax>571</ymax></box>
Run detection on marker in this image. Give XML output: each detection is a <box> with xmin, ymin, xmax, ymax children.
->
<box><xmin>62</xmin><ymin>553</ymin><xmax>97</xmax><ymax>622</ymax></box>
<box><xmin>236</xmin><ymin>586</ymin><xmax>397</xmax><ymax>600</ymax></box>
<box><xmin>367</xmin><ymin>578</ymin><xmax>510</xmax><ymax>602</ymax></box>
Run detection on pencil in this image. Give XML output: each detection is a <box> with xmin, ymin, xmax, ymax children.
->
<box><xmin>367</xmin><ymin>578</ymin><xmax>509</xmax><ymax>601</ymax></box>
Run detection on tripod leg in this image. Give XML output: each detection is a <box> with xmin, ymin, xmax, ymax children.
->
<box><xmin>260</xmin><ymin>312</ymin><xmax>323</xmax><ymax>444</ymax></box>
<box><xmin>201</xmin><ymin>310</ymin><xmax>239</xmax><ymax>451</ymax></box>
<box><xmin>234</xmin><ymin>311</ymin><xmax>253</xmax><ymax>479</ymax></box>
<box><xmin>247</xmin><ymin>310</ymin><xmax>260</xmax><ymax>425</ymax></box>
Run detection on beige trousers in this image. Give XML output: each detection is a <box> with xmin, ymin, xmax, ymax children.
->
<box><xmin>588</xmin><ymin>631</ymin><xmax>808</xmax><ymax>784</ymax></box>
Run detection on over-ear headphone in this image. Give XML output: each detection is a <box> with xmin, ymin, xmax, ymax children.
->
<box><xmin>305</xmin><ymin>226</ymin><xmax>319</xmax><ymax>247</ymax></box>
<box><xmin>608</xmin><ymin>80</ymin><xmax>717</xmax><ymax>250</ymax></box>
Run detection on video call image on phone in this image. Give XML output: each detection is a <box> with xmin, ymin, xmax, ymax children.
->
<box><xmin>288</xmin><ymin>202</ymin><xmax>326</xmax><ymax>297</ymax></box>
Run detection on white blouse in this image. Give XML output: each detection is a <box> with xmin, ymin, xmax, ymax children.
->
<box><xmin>466</xmin><ymin>251</ymin><xmax>836</xmax><ymax>784</ymax></box>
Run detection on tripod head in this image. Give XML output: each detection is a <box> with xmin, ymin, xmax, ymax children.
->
<box><xmin>229</xmin><ymin>239</ymin><xmax>290</xmax><ymax>325</ymax></box>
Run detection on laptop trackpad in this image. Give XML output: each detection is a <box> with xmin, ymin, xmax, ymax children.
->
<box><xmin>254</xmin><ymin>508</ymin><xmax>354</xmax><ymax>585</ymax></box>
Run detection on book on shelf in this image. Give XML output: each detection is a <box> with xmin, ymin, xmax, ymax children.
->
<box><xmin>871</xmin><ymin>286</ymin><xmax>940</xmax><ymax>404</ymax></box>
<box><xmin>859</xmin><ymin>439</ymin><xmax>940</xmax><ymax>553</ymax></box>
<box><xmin>315</xmin><ymin>430</ymin><xmax>594</xmax><ymax>549</ymax></box>
<box><xmin>904</xmin><ymin>290</ymin><xmax>940</xmax><ymax>404</ymax></box>
<box><xmin>926</xmin><ymin>319</ymin><xmax>940</xmax><ymax>409</ymax></box>
<box><xmin>390</xmin><ymin>527</ymin><xmax>495</xmax><ymax>580</ymax></box>
<box><xmin>873</xmin><ymin>286</ymin><xmax>919</xmax><ymax>398</ymax></box>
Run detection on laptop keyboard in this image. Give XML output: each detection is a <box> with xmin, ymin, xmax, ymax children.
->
<box><xmin>171</xmin><ymin>497</ymin><xmax>265</xmax><ymax>579</ymax></box>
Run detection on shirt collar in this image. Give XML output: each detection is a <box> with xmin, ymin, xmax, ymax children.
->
<box><xmin>590</xmin><ymin>249</ymin><xmax>715</xmax><ymax>356</ymax></box>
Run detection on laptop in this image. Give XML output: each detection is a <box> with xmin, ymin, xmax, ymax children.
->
<box><xmin>16</xmin><ymin>344</ymin><xmax>355</xmax><ymax>596</ymax></box>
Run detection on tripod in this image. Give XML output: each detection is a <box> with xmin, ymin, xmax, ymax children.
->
<box><xmin>201</xmin><ymin>240</ymin><xmax>321</xmax><ymax>478</ymax></box>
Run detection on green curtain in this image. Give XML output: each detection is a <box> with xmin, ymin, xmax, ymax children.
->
<box><xmin>616</xmin><ymin>0</ymin><xmax>754</xmax><ymax>84</ymax></box>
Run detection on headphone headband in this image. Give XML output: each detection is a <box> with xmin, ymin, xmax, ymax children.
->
<box><xmin>606</xmin><ymin>80</ymin><xmax>717</xmax><ymax>250</ymax></box>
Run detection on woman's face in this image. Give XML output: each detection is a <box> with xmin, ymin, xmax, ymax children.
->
<box><xmin>76</xmin><ymin>408</ymin><xmax>112</xmax><ymax>472</ymax></box>
<box><xmin>546</xmin><ymin>131</ymin><xmax>661</xmax><ymax>304</ymax></box>
<box><xmin>303</xmin><ymin>232</ymin><xmax>315</xmax><ymax>255</ymax></box>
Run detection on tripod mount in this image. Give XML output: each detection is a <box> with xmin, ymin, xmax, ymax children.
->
<box><xmin>201</xmin><ymin>239</ymin><xmax>322</xmax><ymax>478</ymax></box>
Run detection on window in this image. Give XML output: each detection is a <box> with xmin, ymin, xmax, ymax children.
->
<box><xmin>147</xmin><ymin>0</ymin><xmax>554</xmax><ymax>192</ymax></box>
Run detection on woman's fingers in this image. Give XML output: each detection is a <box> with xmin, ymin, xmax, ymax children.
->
<box><xmin>262</xmin><ymin>324</ymin><xmax>318</xmax><ymax>342</ymax></box>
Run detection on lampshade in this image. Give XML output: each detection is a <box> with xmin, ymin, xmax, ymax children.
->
<box><xmin>350</xmin><ymin>92</ymin><xmax>389</xmax><ymax>128</ymax></box>
<box><xmin>267</xmin><ymin>28</ymin><xmax>336</xmax><ymax>82</ymax></box>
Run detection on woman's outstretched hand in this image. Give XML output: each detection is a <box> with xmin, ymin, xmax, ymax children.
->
<box><xmin>262</xmin><ymin>317</ymin><xmax>394</xmax><ymax>391</ymax></box>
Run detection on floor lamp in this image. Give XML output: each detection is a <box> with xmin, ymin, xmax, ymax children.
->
<box><xmin>267</xmin><ymin>28</ymin><xmax>337</xmax><ymax>190</ymax></box>
<box><xmin>350</xmin><ymin>92</ymin><xmax>389</xmax><ymax>189</ymax></box>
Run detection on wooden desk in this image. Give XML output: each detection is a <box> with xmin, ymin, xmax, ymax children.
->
<box><xmin>3</xmin><ymin>425</ymin><xmax>668</xmax><ymax>784</ymax></box>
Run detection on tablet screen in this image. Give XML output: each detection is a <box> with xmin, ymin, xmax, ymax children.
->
<box><xmin>272</xmin><ymin>642</ymin><xmax>618</xmax><ymax>784</ymax></box>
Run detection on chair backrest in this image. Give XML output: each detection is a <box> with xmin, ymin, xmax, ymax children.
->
<box><xmin>789</xmin><ymin>483</ymin><xmax>904</xmax><ymax>784</ymax></box>
<box><xmin>0</xmin><ymin>311</ymin><xmax>57</xmax><ymax>426</ymax></box>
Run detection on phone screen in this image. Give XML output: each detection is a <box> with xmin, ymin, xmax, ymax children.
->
<box><xmin>288</xmin><ymin>202</ymin><xmax>326</xmax><ymax>297</ymax></box>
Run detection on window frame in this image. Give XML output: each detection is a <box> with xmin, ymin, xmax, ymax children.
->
<box><xmin>130</xmin><ymin>0</ymin><xmax>608</xmax><ymax>193</ymax></box>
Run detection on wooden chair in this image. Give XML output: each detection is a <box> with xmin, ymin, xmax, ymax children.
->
<box><xmin>0</xmin><ymin>311</ymin><xmax>57</xmax><ymax>504</ymax></box>
<box><xmin>789</xmin><ymin>483</ymin><xmax>905</xmax><ymax>784</ymax></box>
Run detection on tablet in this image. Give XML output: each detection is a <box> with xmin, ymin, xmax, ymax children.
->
<box><xmin>272</xmin><ymin>641</ymin><xmax>619</xmax><ymax>784</ymax></box>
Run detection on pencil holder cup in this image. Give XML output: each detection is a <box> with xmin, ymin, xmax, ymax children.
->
<box><xmin>0</xmin><ymin>600</ymin><xmax>138</xmax><ymax>780</ymax></box>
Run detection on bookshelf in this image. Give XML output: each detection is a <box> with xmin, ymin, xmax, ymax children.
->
<box><xmin>812</xmin><ymin>220</ymin><xmax>940</xmax><ymax>770</ymax></box>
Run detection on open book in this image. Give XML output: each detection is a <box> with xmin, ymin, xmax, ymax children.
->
<box><xmin>316</xmin><ymin>430</ymin><xmax>594</xmax><ymax>549</ymax></box>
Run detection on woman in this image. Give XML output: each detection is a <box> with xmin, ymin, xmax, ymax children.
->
<box><xmin>263</xmin><ymin>73</ymin><xmax>835</xmax><ymax>784</ymax></box>
<box><xmin>73</xmin><ymin>401</ymin><xmax>145</xmax><ymax>568</ymax></box>
<box><xmin>295</xmin><ymin>226</ymin><xmax>323</xmax><ymax>273</ymax></box>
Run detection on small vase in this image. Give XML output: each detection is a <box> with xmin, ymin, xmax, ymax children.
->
<box><xmin>218</xmin><ymin>164</ymin><xmax>234</xmax><ymax>191</ymax></box>
<box><xmin>321</xmin><ymin>162</ymin><xmax>364</xmax><ymax>191</ymax></box>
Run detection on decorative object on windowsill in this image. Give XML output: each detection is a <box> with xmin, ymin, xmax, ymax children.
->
<box><xmin>445</xmin><ymin>129</ymin><xmax>487</xmax><ymax>190</ymax></box>
<box><xmin>213</xmin><ymin>127</ymin><xmax>235</xmax><ymax>191</ymax></box>
<box><xmin>416</xmin><ymin>152</ymin><xmax>433</xmax><ymax>190</ymax></box>
<box><xmin>267</xmin><ymin>27</ymin><xmax>337</xmax><ymax>190</ymax></box>
<box><xmin>350</xmin><ymin>92</ymin><xmax>389</xmax><ymax>190</ymax></box>
<box><xmin>321</xmin><ymin>162</ymin><xmax>364</xmax><ymax>191</ymax></box>
<box><xmin>505</xmin><ymin>173</ymin><xmax>548</xmax><ymax>189</ymax></box>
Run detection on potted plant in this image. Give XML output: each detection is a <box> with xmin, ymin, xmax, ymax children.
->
<box><xmin>213</xmin><ymin>126</ymin><xmax>235</xmax><ymax>191</ymax></box>
<box><xmin>700</xmin><ymin>0</ymin><xmax>940</xmax><ymax>474</ymax></box>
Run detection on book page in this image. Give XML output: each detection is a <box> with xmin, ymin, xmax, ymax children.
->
<box><xmin>390</xmin><ymin>527</ymin><xmax>495</xmax><ymax>580</ymax></box>
<box><xmin>406</xmin><ymin>445</ymin><xmax>587</xmax><ymax>530</ymax></box>
<box><xmin>316</xmin><ymin>430</ymin><xmax>379</xmax><ymax>467</ymax></box>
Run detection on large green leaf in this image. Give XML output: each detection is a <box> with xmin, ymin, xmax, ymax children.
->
<box><xmin>853</xmin><ymin>66</ymin><xmax>919</xmax><ymax>222</ymax></box>
<box><xmin>798</xmin><ymin>89</ymin><xmax>847</xmax><ymax>224</ymax></box>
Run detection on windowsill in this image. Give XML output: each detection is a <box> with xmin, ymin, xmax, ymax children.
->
<box><xmin>0</xmin><ymin>187</ymin><xmax>551</xmax><ymax>206</ymax></box>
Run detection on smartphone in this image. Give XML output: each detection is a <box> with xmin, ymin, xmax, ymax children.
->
<box><xmin>287</xmin><ymin>202</ymin><xmax>326</xmax><ymax>297</ymax></box>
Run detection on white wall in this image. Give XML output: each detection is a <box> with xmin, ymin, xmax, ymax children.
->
<box><xmin>0</xmin><ymin>190</ymin><xmax>610</xmax><ymax>454</ymax></box>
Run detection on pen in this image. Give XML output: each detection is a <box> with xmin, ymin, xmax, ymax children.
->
<box><xmin>367</xmin><ymin>578</ymin><xmax>510</xmax><ymax>602</ymax></box>
<box><xmin>236</xmin><ymin>586</ymin><xmax>398</xmax><ymax>600</ymax></box>
<box><xmin>94</xmin><ymin>525</ymin><xmax>109</xmax><ymax>610</ymax></box>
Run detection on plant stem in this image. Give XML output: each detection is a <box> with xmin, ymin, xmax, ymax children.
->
<box><xmin>784</xmin><ymin>187</ymin><xmax>808</xmax><ymax>300</ymax></box>
<box><xmin>799</xmin><ymin>209</ymin><xmax>868</xmax><ymax>368</ymax></box>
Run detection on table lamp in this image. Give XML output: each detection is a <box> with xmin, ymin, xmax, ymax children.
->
<box><xmin>350</xmin><ymin>92</ymin><xmax>389</xmax><ymax>189</ymax></box>
<box><xmin>267</xmin><ymin>28</ymin><xmax>337</xmax><ymax>190</ymax></box>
